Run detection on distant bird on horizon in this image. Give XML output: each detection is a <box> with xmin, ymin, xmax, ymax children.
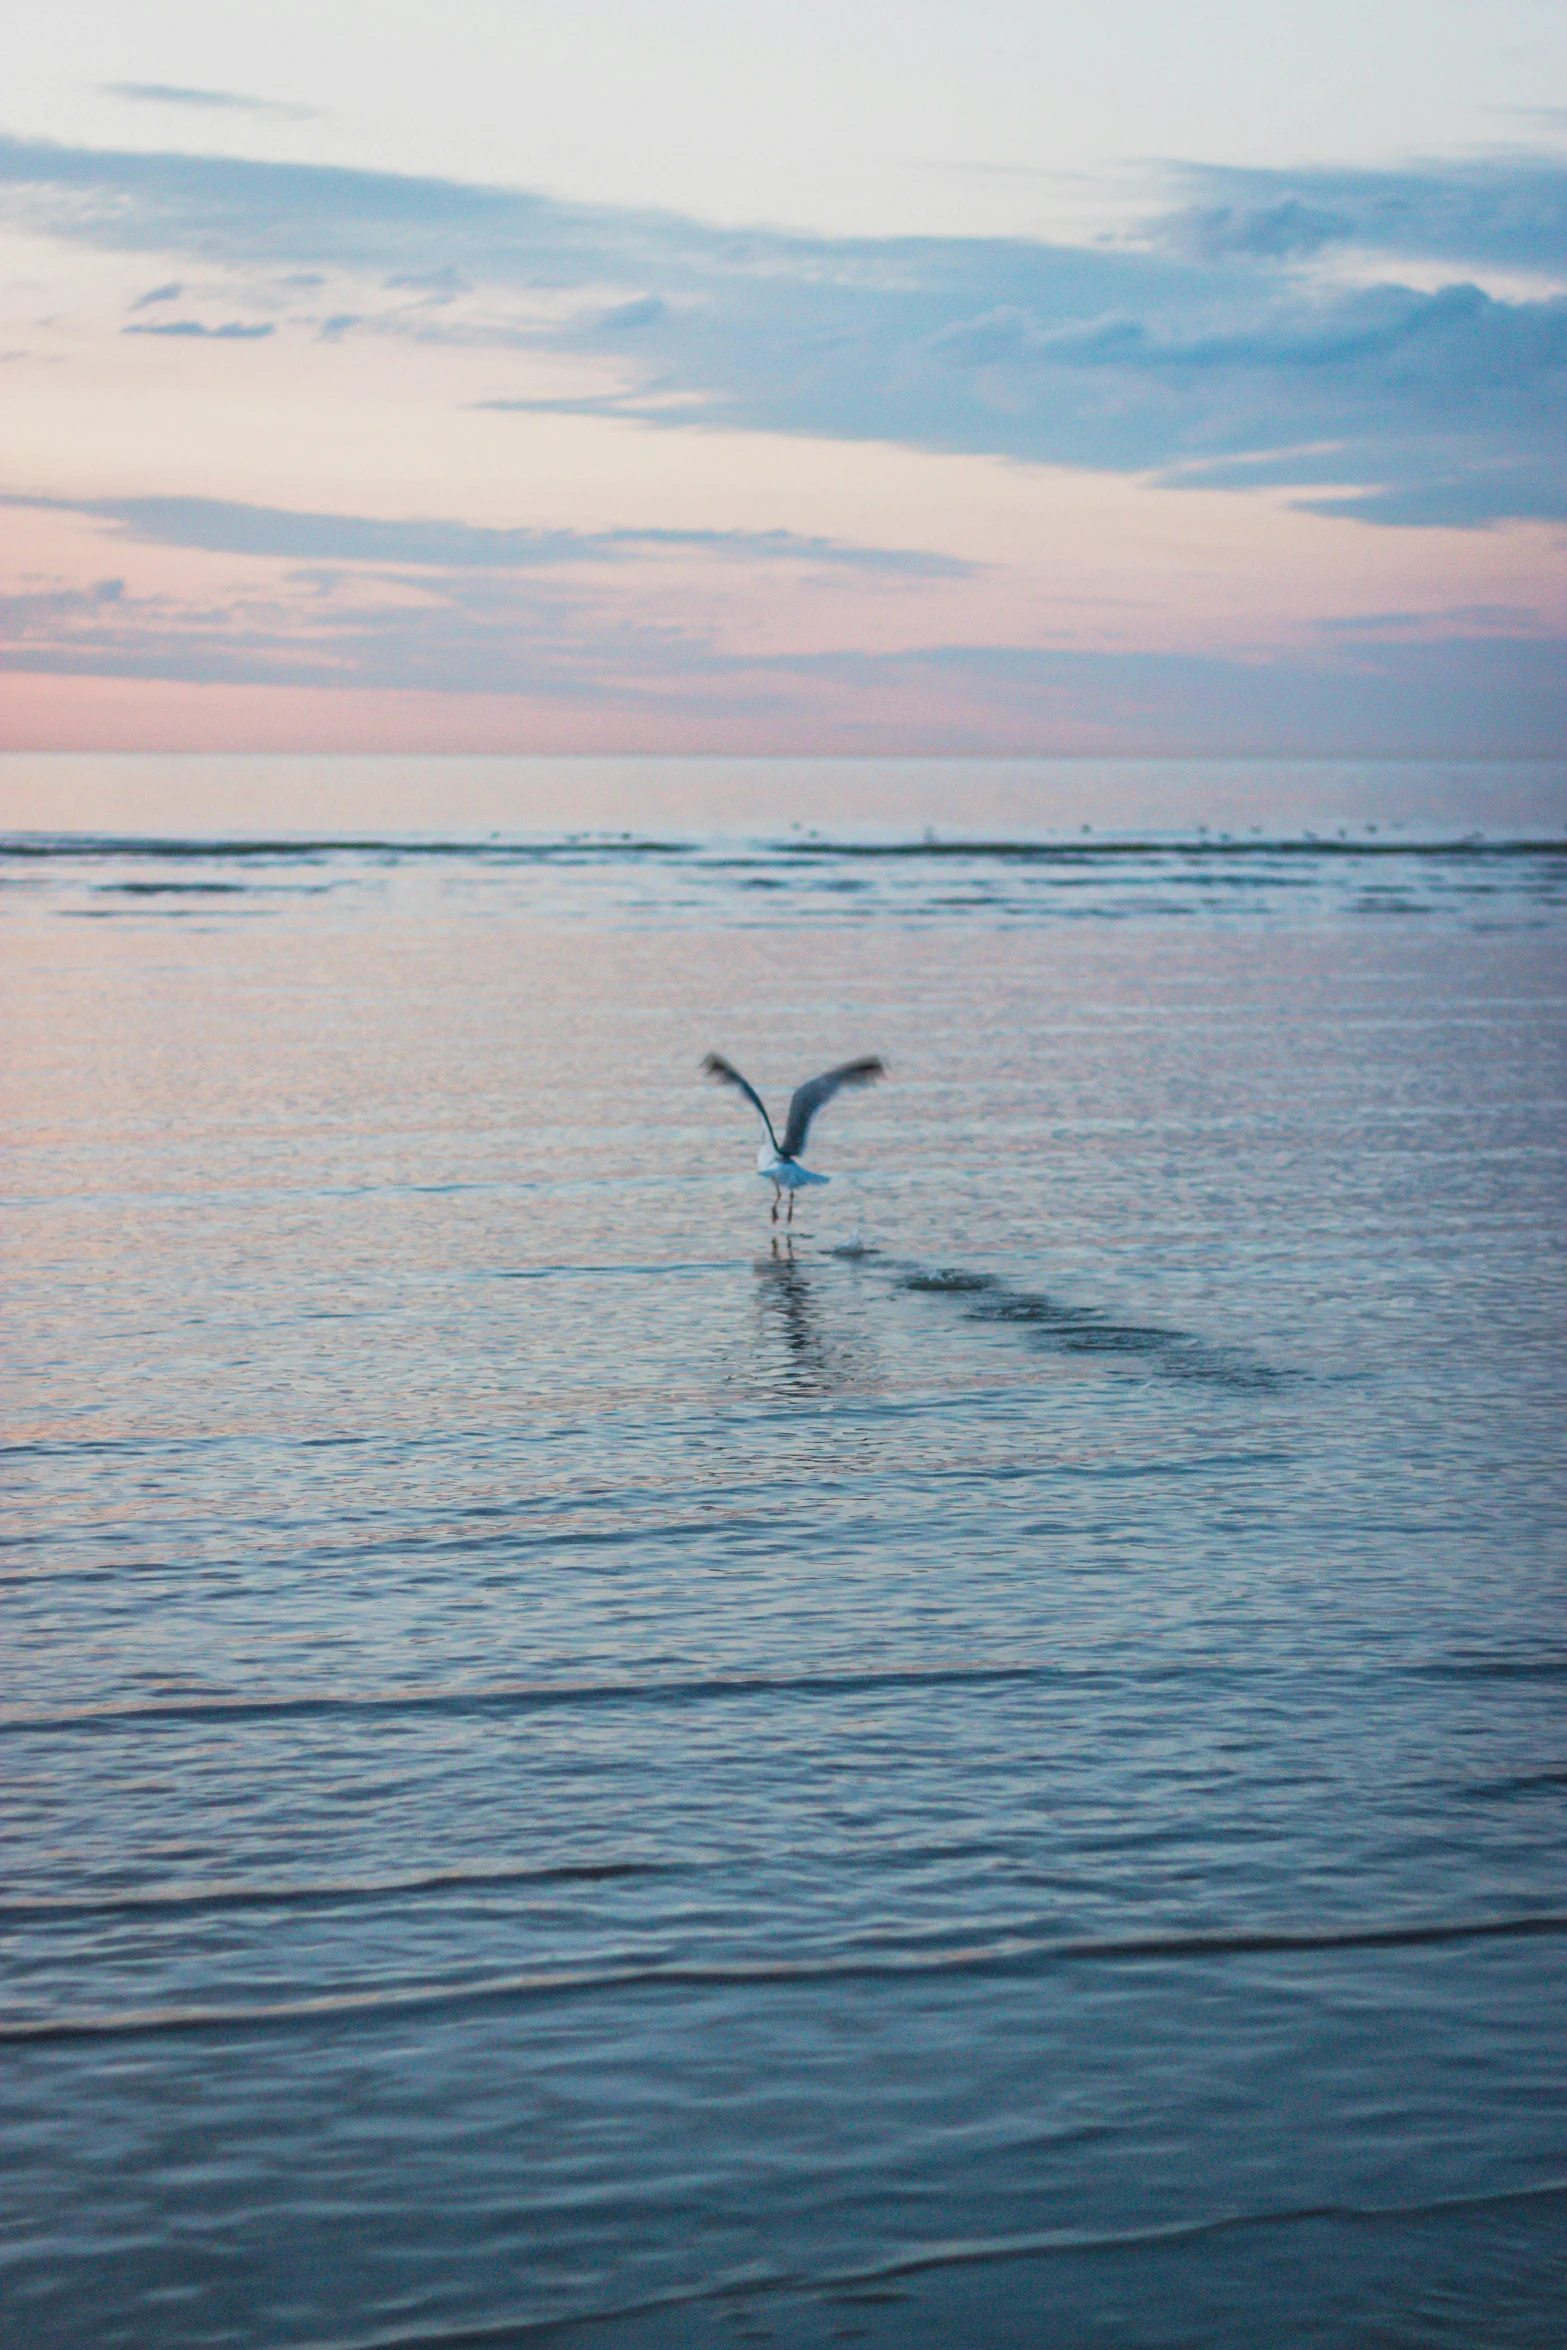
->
<box><xmin>702</xmin><ymin>1053</ymin><xmax>886</xmax><ymax>1223</ymax></box>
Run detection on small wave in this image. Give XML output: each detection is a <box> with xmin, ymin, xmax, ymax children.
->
<box><xmin>969</xmin><ymin>1295</ymin><xmax>1098</xmax><ymax>1327</ymax></box>
<box><xmin>98</xmin><ymin>880</ymin><xmax>253</xmax><ymax>895</ymax></box>
<box><xmin>6</xmin><ymin>1914</ymin><xmax>1561</xmax><ymax>2044</ymax></box>
<box><xmin>778</xmin><ymin>837</ymin><xmax>1567</xmax><ymax>864</ymax></box>
<box><xmin>8</xmin><ymin>1648</ymin><xmax>1543</xmax><ymax>1737</ymax></box>
<box><xmin>1452</xmin><ymin>1767</ymin><xmax>1567</xmax><ymax>1801</ymax></box>
<box><xmin>213</xmin><ymin>2173</ymin><xmax>1567</xmax><ymax>2350</ymax></box>
<box><xmin>1419</xmin><ymin>1652</ymin><xmax>1567</xmax><ymax>1684</ymax></box>
<box><xmin>0</xmin><ymin>833</ymin><xmax>696</xmax><ymax>863</ymax></box>
<box><xmin>0</xmin><ymin>1859</ymin><xmax>661</xmax><ymax>1925</ymax></box>
<box><xmin>795</xmin><ymin>2178</ymin><xmax>1567</xmax><ymax>2310</ymax></box>
<box><xmin>899</xmin><ymin>1264</ymin><xmax>1285</xmax><ymax>1391</ymax></box>
<box><xmin>0</xmin><ymin>1660</ymin><xmax>1054</xmax><ymax>1739</ymax></box>
<box><xmin>60</xmin><ymin>904</ymin><xmax>269</xmax><ymax>920</ymax></box>
<box><xmin>7</xmin><ymin>831</ymin><xmax>1562</xmax><ymax>867</ymax></box>
<box><xmin>899</xmin><ymin>1270</ymin><xmax>999</xmax><ymax>1294</ymax></box>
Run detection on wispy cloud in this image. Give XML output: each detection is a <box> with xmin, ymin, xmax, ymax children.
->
<box><xmin>122</xmin><ymin>318</ymin><xmax>275</xmax><ymax>340</ymax></box>
<box><xmin>1152</xmin><ymin>158</ymin><xmax>1567</xmax><ymax>275</ymax></box>
<box><xmin>3</xmin><ymin>565</ymin><xmax>1560</xmax><ymax>755</ymax></box>
<box><xmin>2</xmin><ymin>493</ymin><xmax>970</xmax><ymax>578</ymax></box>
<box><xmin>1314</xmin><ymin>603</ymin><xmax>1536</xmax><ymax>636</ymax></box>
<box><xmin>101</xmin><ymin>84</ymin><xmax>317</xmax><ymax>121</ymax></box>
<box><xmin>1</xmin><ymin>134</ymin><xmax>1562</xmax><ymax>526</ymax></box>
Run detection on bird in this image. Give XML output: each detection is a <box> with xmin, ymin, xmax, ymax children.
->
<box><xmin>702</xmin><ymin>1053</ymin><xmax>886</xmax><ymax>1224</ymax></box>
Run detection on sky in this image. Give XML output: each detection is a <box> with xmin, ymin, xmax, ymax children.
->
<box><xmin>2</xmin><ymin>0</ymin><xmax>1565</xmax><ymax>755</ymax></box>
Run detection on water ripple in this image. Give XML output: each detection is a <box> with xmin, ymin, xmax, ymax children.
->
<box><xmin>6</xmin><ymin>1914</ymin><xmax>1561</xmax><ymax>2044</ymax></box>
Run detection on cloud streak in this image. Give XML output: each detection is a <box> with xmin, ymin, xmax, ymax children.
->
<box><xmin>1</xmin><ymin>494</ymin><xmax>971</xmax><ymax>577</ymax></box>
<box><xmin>122</xmin><ymin>318</ymin><xmax>275</xmax><ymax>339</ymax></box>
<box><xmin>102</xmin><ymin>84</ymin><xmax>318</xmax><ymax>121</ymax></box>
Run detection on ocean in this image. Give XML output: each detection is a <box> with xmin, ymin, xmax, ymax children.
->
<box><xmin>3</xmin><ymin>757</ymin><xmax>1565</xmax><ymax>2348</ymax></box>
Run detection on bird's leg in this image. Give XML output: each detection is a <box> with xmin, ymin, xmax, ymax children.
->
<box><xmin>786</xmin><ymin>1189</ymin><xmax>795</xmax><ymax>1225</ymax></box>
<box><xmin>771</xmin><ymin>1186</ymin><xmax>780</xmax><ymax>1223</ymax></box>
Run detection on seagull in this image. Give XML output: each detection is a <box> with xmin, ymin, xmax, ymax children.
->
<box><xmin>702</xmin><ymin>1053</ymin><xmax>886</xmax><ymax>1223</ymax></box>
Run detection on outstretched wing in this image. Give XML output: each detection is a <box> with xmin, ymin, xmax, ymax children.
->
<box><xmin>780</xmin><ymin>1057</ymin><xmax>885</xmax><ymax>1160</ymax></box>
<box><xmin>701</xmin><ymin>1053</ymin><xmax>779</xmax><ymax>1151</ymax></box>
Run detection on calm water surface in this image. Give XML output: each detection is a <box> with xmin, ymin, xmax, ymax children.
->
<box><xmin>3</xmin><ymin>763</ymin><xmax>1565</xmax><ymax>2347</ymax></box>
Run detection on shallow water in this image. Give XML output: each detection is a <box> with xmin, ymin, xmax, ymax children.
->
<box><xmin>3</xmin><ymin>765</ymin><xmax>1565</xmax><ymax>2347</ymax></box>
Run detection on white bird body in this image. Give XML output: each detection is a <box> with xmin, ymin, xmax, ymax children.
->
<box><xmin>703</xmin><ymin>1051</ymin><xmax>885</xmax><ymax>1224</ymax></box>
<box><xmin>757</xmin><ymin>1144</ymin><xmax>830</xmax><ymax>1189</ymax></box>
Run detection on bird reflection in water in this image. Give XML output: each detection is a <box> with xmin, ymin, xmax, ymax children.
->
<box><xmin>751</xmin><ymin>1240</ymin><xmax>873</xmax><ymax>1396</ymax></box>
<box><xmin>751</xmin><ymin>1240</ymin><xmax>841</xmax><ymax>1381</ymax></box>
